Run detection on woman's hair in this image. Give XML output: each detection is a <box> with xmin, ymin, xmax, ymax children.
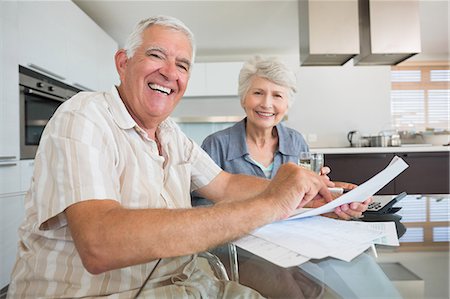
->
<box><xmin>238</xmin><ymin>56</ymin><xmax>297</xmax><ymax>107</ymax></box>
<box><xmin>123</xmin><ymin>15</ymin><xmax>196</xmax><ymax>63</ymax></box>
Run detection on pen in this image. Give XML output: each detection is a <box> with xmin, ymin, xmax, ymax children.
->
<box><xmin>328</xmin><ymin>187</ymin><xmax>351</xmax><ymax>195</ymax></box>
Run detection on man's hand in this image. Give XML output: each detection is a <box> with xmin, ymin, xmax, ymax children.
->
<box><xmin>263</xmin><ymin>163</ymin><xmax>332</xmax><ymax>220</ymax></box>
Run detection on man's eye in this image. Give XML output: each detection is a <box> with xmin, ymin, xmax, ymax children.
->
<box><xmin>177</xmin><ymin>64</ymin><xmax>189</xmax><ymax>72</ymax></box>
<box><xmin>148</xmin><ymin>52</ymin><xmax>162</xmax><ymax>59</ymax></box>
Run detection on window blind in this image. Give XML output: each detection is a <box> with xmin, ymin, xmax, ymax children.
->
<box><xmin>391</xmin><ymin>65</ymin><xmax>450</xmax><ymax>131</ymax></box>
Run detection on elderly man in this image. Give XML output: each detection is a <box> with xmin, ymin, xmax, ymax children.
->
<box><xmin>7</xmin><ymin>16</ymin><xmax>368</xmax><ymax>298</ymax></box>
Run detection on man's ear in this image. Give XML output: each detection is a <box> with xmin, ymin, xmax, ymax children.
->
<box><xmin>115</xmin><ymin>49</ymin><xmax>128</xmax><ymax>81</ymax></box>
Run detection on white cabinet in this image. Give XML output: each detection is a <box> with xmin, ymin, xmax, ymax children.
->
<box><xmin>0</xmin><ymin>161</ymin><xmax>21</xmax><ymax>195</ymax></box>
<box><xmin>17</xmin><ymin>0</ymin><xmax>118</xmax><ymax>91</ymax></box>
<box><xmin>17</xmin><ymin>1</ymin><xmax>69</xmax><ymax>81</ymax></box>
<box><xmin>0</xmin><ymin>1</ymin><xmax>20</xmax><ymax>159</ymax></box>
<box><xmin>184</xmin><ymin>62</ymin><xmax>243</xmax><ymax>97</ymax></box>
<box><xmin>0</xmin><ymin>193</ymin><xmax>25</xmax><ymax>288</ymax></box>
<box><xmin>185</xmin><ymin>63</ymin><xmax>207</xmax><ymax>96</ymax></box>
<box><xmin>64</xmin><ymin>4</ymin><xmax>118</xmax><ymax>91</ymax></box>
<box><xmin>20</xmin><ymin>160</ymin><xmax>35</xmax><ymax>193</ymax></box>
<box><xmin>205</xmin><ymin>62</ymin><xmax>242</xmax><ymax>96</ymax></box>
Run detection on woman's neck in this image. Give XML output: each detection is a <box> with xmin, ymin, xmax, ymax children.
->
<box><xmin>246</xmin><ymin>122</ymin><xmax>279</xmax><ymax>167</ymax></box>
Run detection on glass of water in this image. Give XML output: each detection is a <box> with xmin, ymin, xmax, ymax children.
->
<box><xmin>298</xmin><ymin>152</ymin><xmax>312</xmax><ymax>170</ymax></box>
<box><xmin>310</xmin><ymin>153</ymin><xmax>324</xmax><ymax>174</ymax></box>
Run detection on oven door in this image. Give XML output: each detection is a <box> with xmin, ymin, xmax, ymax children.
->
<box><xmin>20</xmin><ymin>86</ymin><xmax>66</xmax><ymax>159</ymax></box>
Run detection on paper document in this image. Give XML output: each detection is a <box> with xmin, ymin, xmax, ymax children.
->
<box><xmin>289</xmin><ymin>156</ymin><xmax>408</xmax><ymax>219</ymax></box>
<box><xmin>234</xmin><ymin>235</ymin><xmax>310</xmax><ymax>268</ymax></box>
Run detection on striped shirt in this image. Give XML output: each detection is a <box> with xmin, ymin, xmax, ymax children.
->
<box><xmin>7</xmin><ymin>87</ymin><xmax>242</xmax><ymax>298</ymax></box>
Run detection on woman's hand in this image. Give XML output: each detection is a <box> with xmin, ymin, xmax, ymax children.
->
<box><xmin>304</xmin><ymin>180</ymin><xmax>372</xmax><ymax>220</ymax></box>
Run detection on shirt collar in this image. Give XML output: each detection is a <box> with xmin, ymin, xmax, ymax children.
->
<box><xmin>276</xmin><ymin>121</ymin><xmax>298</xmax><ymax>156</ymax></box>
<box><xmin>226</xmin><ymin>118</ymin><xmax>249</xmax><ymax>161</ymax></box>
<box><xmin>107</xmin><ymin>86</ymin><xmax>136</xmax><ymax>130</ymax></box>
<box><xmin>226</xmin><ymin>117</ymin><xmax>298</xmax><ymax>160</ymax></box>
<box><xmin>107</xmin><ymin>86</ymin><xmax>174</xmax><ymax>135</ymax></box>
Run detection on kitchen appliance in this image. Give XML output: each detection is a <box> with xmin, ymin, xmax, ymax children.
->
<box><xmin>347</xmin><ymin>130</ymin><xmax>362</xmax><ymax>147</ymax></box>
<box><xmin>19</xmin><ymin>65</ymin><xmax>81</xmax><ymax>159</ymax></box>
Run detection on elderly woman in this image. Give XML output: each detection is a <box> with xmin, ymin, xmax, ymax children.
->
<box><xmin>197</xmin><ymin>56</ymin><xmax>366</xmax><ymax>214</ymax></box>
<box><xmin>201</xmin><ymin>56</ymin><xmax>306</xmax><ymax>180</ymax></box>
<box><xmin>193</xmin><ymin>56</ymin><xmax>370</xmax><ymax>299</ymax></box>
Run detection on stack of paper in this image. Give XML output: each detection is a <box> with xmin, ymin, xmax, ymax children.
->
<box><xmin>233</xmin><ymin>156</ymin><xmax>408</xmax><ymax>268</ymax></box>
<box><xmin>234</xmin><ymin>216</ymin><xmax>399</xmax><ymax>268</ymax></box>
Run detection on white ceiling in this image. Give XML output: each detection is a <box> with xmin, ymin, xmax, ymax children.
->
<box><xmin>73</xmin><ymin>0</ymin><xmax>449</xmax><ymax>63</ymax></box>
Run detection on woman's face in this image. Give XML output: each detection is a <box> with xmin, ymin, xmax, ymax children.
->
<box><xmin>242</xmin><ymin>76</ymin><xmax>290</xmax><ymax>130</ymax></box>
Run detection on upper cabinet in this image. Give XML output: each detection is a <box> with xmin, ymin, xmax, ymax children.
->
<box><xmin>17</xmin><ymin>0</ymin><xmax>118</xmax><ymax>91</ymax></box>
<box><xmin>0</xmin><ymin>1</ymin><xmax>20</xmax><ymax>159</ymax></box>
<box><xmin>184</xmin><ymin>62</ymin><xmax>243</xmax><ymax>97</ymax></box>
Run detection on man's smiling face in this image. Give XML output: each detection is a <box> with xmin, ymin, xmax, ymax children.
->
<box><xmin>116</xmin><ymin>24</ymin><xmax>192</xmax><ymax>130</ymax></box>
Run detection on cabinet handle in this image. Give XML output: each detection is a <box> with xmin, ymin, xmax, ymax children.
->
<box><xmin>0</xmin><ymin>162</ymin><xmax>18</xmax><ymax>167</ymax></box>
<box><xmin>0</xmin><ymin>156</ymin><xmax>17</xmax><ymax>161</ymax></box>
<box><xmin>28</xmin><ymin>63</ymin><xmax>66</xmax><ymax>80</ymax></box>
<box><xmin>72</xmin><ymin>83</ymin><xmax>92</xmax><ymax>91</ymax></box>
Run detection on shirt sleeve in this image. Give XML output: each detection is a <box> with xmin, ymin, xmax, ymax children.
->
<box><xmin>34</xmin><ymin>102</ymin><xmax>120</xmax><ymax>230</ymax></box>
<box><xmin>173</xmin><ymin>125</ymin><xmax>222</xmax><ymax>192</ymax></box>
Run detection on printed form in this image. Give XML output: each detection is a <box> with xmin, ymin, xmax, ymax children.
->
<box><xmin>233</xmin><ymin>156</ymin><xmax>408</xmax><ymax>268</ymax></box>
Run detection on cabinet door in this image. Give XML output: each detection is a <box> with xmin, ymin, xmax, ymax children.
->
<box><xmin>0</xmin><ymin>193</ymin><xmax>25</xmax><ymax>289</ymax></box>
<box><xmin>0</xmin><ymin>160</ymin><xmax>21</xmax><ymax>195</ymax></box>
<box><xmin>206</xmin><ymin>62</ymin><xmax>242</xmax><ymax>96</ymax></box>
<box><xmin>184</xmin><ymin>63</ymin><xmax>207</xmax><ymax>97</ymax></box>
<box><xmin>324</xmin><ymin>153</ymin><xmax>395</xmax><ymax>195</ymax></box>
<box><xmin>18</xmin><ymin>1</ymin><xmax>69</xmax><ymax>80</ymax></box>
<box><xmin>20</xmin><ymin>160</ymin><xmax>35</xmax><ymax>193</ymax></box>
<box><xmin>395</xmin><ymin>152</ymin><xmax>450</xmax><ymax>194</ymax></box>
<box><xmin>0</xmin><ymin>1</ymin><xmax>20</xmax><ymax>159</ymax></box>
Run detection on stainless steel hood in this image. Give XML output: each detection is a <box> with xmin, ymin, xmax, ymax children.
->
<box><xmin>299</xmin><ymin>0</ymin><xmax>360</xmax><ymax>66</ymax></box>
<box><xmin>354</xmin><ymin>0</ymin><xmax>421</xmax><ymax>65</ymax></box>
<box><xmin>299</xmin><ymin>0</ymin><xmax>421</xmax><ymax>66</ymax></box>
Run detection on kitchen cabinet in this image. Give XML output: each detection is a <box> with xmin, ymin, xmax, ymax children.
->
<box><xmin>17</xmin><ymin>0</ymin><xmax>118</xmax><ymax>91</ymax></box>
<box><xmin>184</xmin><ymin>62</ymin><xmax>243</xmax><ymax>97</ymax></box>
<box><xmin>325</xmin><ymin>153</ymin><xmax>395</xmax><ymax>194</ymax></box>
<box><xmin>0</xmin><ymin>193</ymin><xmax>25</xmax><ymax>289</ymax></box>
<box><xmin>20</xmin><ymin>160</ymin><xmax>35</xmax><ymax>193</ymax></box>
<box><xmin>0</xmin><ymin>1</ymin><xmax>20</xmax><ymax>160</ymax></box>
<box><xmin>325</xmin><ymin>151</ymin><xmax>449</xmax><ymax>195</ymax></box>
<box><xmin>395</xmin><ymin>152</ymin><xmax>449</xmax><ymax>194</ymax></box>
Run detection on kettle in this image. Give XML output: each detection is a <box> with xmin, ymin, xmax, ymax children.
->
<box><xmin>347</xmin><ymin>130</ymin><xmax>362</xmax><ymax>147</ymax></box>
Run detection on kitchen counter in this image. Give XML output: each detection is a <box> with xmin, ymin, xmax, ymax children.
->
<box><xmin>311</xmin><ymin>145</ymin><xmax>450</xmax><ymax>154</ymax></box>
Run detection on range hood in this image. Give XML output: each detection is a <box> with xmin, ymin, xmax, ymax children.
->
<box><xmin>299</xmin><ymin>0</ymin><xmax>360</xmax><ymax>66</ymax></box>
<box><xmin>299</xmin><ymin>0</ymin><xmax>421</xmax><ymax>66</ymax></box>
<box><xmin>354</xmin><ymin>0</ymin><xmax>421</xmax><ymax>65</ymax></box>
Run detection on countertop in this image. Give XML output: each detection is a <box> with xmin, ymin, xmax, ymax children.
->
<box><xmin>311</xmin><ymin>145</ymin><xmax>450</xmax><ymax>154</ymax></box>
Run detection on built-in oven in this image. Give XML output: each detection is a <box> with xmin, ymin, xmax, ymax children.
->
<box><xmin>19</xmin><ymin>66</ymin><xmax>81</xmax><ymax>159</ymax></box>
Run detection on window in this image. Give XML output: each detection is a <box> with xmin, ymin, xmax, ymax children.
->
<box><xmin>391</xmin><ymin>63</ymin><xmax>450</xmax><ymax>131</ymax></box>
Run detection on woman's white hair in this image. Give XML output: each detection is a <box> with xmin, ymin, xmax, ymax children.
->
<box><xmin>123</xmin><ymin>15</ymin><xmax>196</xmax><ymax>64</ymax></box>
<box><xmin>238</xmin><ymin>56</ymin><xmax>297</xmax><ymax>107</ymax></box>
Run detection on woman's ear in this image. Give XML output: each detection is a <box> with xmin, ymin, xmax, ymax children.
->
<box><xmin>114</xmin><ymin>49</ymin><xmax>128</xmax><ymax>82</ymax></box>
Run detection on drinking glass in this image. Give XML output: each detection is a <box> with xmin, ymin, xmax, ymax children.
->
<box><xmin>310</xmin><ymin>153</ymin><xmax>324</xmax><ymax>174</ymax></box>
<box><xmin>298</xmin><ymin>152</ymin><xmax>312</xmax><ymax>170</ymax></box>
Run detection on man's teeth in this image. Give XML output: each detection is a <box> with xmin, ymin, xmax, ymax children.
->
<box><xmin>148</xmin><ymin>83</ymin><xmax>171</xmax><ymax>95</ymax></box>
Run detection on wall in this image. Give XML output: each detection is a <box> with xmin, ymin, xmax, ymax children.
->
<box><xmin>173</xmin><ymin>61</ymin><xmax>392</xmax><ymax>148</ymax></box>
<box><xmin>287</xmin><ymin>62</ymin><xmax>392</xmax><ymax>148</ymax></box>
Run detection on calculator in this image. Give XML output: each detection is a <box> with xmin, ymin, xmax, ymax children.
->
<box><xmin>364</xmin><ymin>192</ymin><xmax>407</xmax><ymax>214</ymax></box>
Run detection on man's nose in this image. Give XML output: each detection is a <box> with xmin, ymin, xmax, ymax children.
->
<box><xmin>160</xmin><ymin>61</ymin><xmax>178</xmax><ymax>81</ymax></box>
